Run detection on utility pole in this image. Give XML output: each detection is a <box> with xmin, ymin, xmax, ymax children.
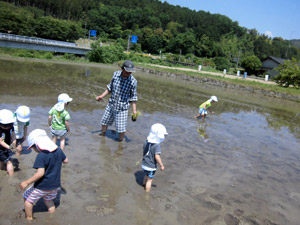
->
<box><xmin>127</xmin><ymin>35</ymin><xmax>131</xmax><ymax>52</ymax></box>
<box><xmin>236</xmin><ymin>49</ymin><xmax>241</xmax><ymax>68</ymax></box>
<box><xmin>179</xmin><ymin>49</ymin><xmax>182</xmax><ymax>62</ymax></box>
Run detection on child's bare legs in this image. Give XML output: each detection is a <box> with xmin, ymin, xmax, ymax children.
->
<box><xmin>143</xmin><ymin>175</ymin><xmax>153</xmax><ymax>192</ymax></box>
<box><xmin>44</xmin><ymin>200</ymin><xmax>56</xmax><ymax>213</ymax></box>
<box><xmin>24</xmin><ymin>200</ymin><xmax>34</xmax><ymax>220</ymax></box>
<box><xmin>60</xmin><ymin>136</ymin><xmax>66</xmax><ymax>150</ymax></box>
<box><xmin>52</xmin><ymin>136</ymin><xmax>58</xmax><ymax>147</ymax></box>
<box><xmin>15</xmin><ymin>143</ymin><xmax>23</xmax><ymax>157</ymax></box>
<box><xmin>6</xmin><ymin>160</ymin><xmax>14</xmax><ymax>176</ymax></box>
<box><xmin>194</xmin><ymin>114</ymin><xmax>201</xmax><ymax>118</ymax></box>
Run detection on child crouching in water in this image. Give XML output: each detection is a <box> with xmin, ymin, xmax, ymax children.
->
<box><xmin>20</xmin><ymin>129</ymin><xmax>68</xmax><ymax>220</ymax></box>
<box><xmin>141</xmin><ymin>123</ymin><xmax>168</xmax><ymax>192</ymax></box>
<box><xmin>194</xmin><ymin>96</ymin><xmax>218</xmax><ymax>119</ymax></box>
<box><xmin>13</xmin><ymin>106</ymin><xmax>30</xmax><ymax>157</ymax></box>
<box><xmin>0</xmin><ymin>109</ymin><xmax>16</xmax><ymax>176</ymax></box>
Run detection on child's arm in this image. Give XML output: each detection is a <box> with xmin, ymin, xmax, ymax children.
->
<box><xmin>48</xmin><ymin>115</ymin><xmax>52</xmax><ymax>127</ymax></box>
<box><xmin>0</xmin><ymin>137</ymin><xmax>11</xmax><ymax>150</ymax></box>
<box><xmin>63</xmin><ymin>157</ymin><xmax>69</xmax><ymax>164</ymax></box>
<box><xmin>155</xmin><ymin>154</ymin><xmax>164</xmax><ymax>171</ymax></box>
<box><xmin>65</xmin><ymin>120</ymin><xmax>70</xmax><ymax>133</ymax></box>
<box><xmin>19</xmin><ymin>168</ymin><xmax>45</xmax><ymax>190</ymax></box>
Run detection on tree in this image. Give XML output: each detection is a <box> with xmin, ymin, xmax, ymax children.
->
<box><xmin>87</xmin><ymin>41</ymin><xmax>125</xmax><ymax>63</ymax></box>
<box><xmin>213</xmin><ymin>57</ymin><xmax>230</xmax><ymax>71</ymax></box>
<box><xmin>274</xmin><ymin>58</ymin><xmax>300</xmax><ymax>88</ymax></box>
<box><xmin>241</xmin><ymin>56</ymin><xmax>262</xmax><ymax>75</ymax></box>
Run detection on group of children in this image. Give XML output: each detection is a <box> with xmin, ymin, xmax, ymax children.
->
<box><xmin>0</xmin><ymin>92</ymin><xmax>217</xmax><ymax>220</ymax></box>
<box><xmin>0</xmin><ymin>93</ymin><xmax>72</xmax><ymax>220</ymax></box>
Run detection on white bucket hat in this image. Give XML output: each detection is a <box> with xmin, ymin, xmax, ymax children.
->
<box><xmin>58</xmin><ymin>93</ymin><xmax>73</xmax><ymax>103</ymax></box>
<box><xmin>147</xmin><ymin>123</ymin><xmax>168</xmax><ymax>144</ymax></box>
<box><xmin>210</xmin><ymin>96</ymin><xmax>218</xmax><ymax>102</ymax></box>
<box><xmin>27</xmin><ymin>129</ymin><xmax>57</xmax><ymax>152</ymax></box>
<box><xmin>0</xmin><ymin>109</ymin><xmax>15</xmax><ymax>124</ymax></box>
<box><xmin>15</xmin><ymin>105</ymin><xmax>30</xmax><ymax>122</ymax></box>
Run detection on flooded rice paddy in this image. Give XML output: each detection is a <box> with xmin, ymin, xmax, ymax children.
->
<box><xmin>0</xmin><ymin>58</ymin><xmax>300</xmax><ymax>225</ymax></box>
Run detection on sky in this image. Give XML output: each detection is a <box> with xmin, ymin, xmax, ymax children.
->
<box><xmin>164</xmin><ymin>0</ymin><xmax>300</xmax><ymax>40</ymax></box>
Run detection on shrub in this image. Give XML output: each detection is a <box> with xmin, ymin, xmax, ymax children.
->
<box><xmin>241</xmin><ymin>55</ymin><xmax>262</xmax><ymax>75</ymax></box>
<box><xmin>274</xmin><ymin>58</ymin><xmax>300</xmax><ymax>88</ymax></box>
<box><xmin>213</xmin><ymin>57</ymin><xmax>230</xmax><ymax>71</ymax></box>
<box><xmin>87</xmin><ymin>41</ymin><xmax>125</xmax><ymax>63</ymax></box>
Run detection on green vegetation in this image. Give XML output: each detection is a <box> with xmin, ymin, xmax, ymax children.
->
<box><xmin>274</xmin><ymin>58</ymin><xmax>300</xmax><ymax>88</ymax></box>
<box><xmin>1</xmin><ymin>0</ymin><xmax>299</xmax><ymax>62</ymax></box>
<box><xmin>241</xmin><ymin>56</ymin><xmax>262</xmax><ymax>75</ymax></box>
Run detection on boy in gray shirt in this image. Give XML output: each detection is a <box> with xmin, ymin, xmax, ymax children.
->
<box><xmin>141</xmin><ymin>123</ymin><xmax>168</xmax><ymax>192</ymax></box>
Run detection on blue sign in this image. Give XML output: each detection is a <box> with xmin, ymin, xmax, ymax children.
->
<box><xmin>131</xmin><ymin>35</ymin><xmax>138</xmax><ymax>44</ymax></box>
<box><xmin>90</xmin><ymin>30</ymin><xmax>97</xmax><ymax>37</ymax></box>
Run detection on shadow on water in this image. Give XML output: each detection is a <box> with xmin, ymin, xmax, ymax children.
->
<box><xmin>134</xmin><ymin>171</ymin><xmax>144</xmax><ymax>187</ymax></box>
<box><xmin>32</xmin><ymin>189</ymin><xmax>62</xmax><ymax>214</ymax></box>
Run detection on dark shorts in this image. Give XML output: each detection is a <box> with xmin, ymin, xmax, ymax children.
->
<box><xmin>143</xmin><ymin>170</ymin><xmax>156</xmax><ymax>179</ymax></box>
<box><xmin>0</xmin><ymin>148</ymin><xmax>14</xmax><ymax>162</ymax></box>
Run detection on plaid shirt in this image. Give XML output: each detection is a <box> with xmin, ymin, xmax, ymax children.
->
<box><xmin>107</xmin><ymin>70</ymin><xmax>138</xmax><ymax>111</ymax></box>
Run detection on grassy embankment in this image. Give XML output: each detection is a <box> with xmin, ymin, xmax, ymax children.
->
<box><xmin>136</xmin><ymin>63</ymin><xmax>300</xmax><ymax>98</ymax></box>
<box><xmin>0</xmin><ymin>46</ymin><xmax>299</xmax><ymax>98</ymax></box>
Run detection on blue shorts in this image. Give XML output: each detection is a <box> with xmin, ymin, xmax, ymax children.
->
<box><xmin>101</xmin><ymin>104</ymin><xmax>128</xmax><ymax>133</ymax></box>
<box><xmin>199</xmin><ymin>108</ymin><xmax>207</xmax><ymax>115</ymax></box>
<box><xmin>143</xmin><ymin>170</ymin><xmax>156</xmax><ymax>179</ymax></box>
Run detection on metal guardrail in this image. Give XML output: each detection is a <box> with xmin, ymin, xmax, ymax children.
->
<box><xmin>0</xmin><ymin>32</ymin><xmax>89</xmax><ymax>49</ymax></box>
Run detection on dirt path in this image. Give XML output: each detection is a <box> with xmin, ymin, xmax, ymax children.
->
<box><xmin>146</xmin><ymin>64</ymin><xmax>277</xmax><ymax>85</ymax></box>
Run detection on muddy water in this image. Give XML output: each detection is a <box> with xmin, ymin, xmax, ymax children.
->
<box><xmin>0</xmin><ymin>58</ymin><xmax>300</xmax><ymax>225</ymax></box>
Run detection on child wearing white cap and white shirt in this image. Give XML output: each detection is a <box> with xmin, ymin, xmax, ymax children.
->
<box><xmin>12</xmin><ymin>105</ymin><xmax>30</xmax><ymax>157</ymax></box>
<box><xmin>19</xmin><ymin>129</ymin><xmax>68</xmax><ymax>220</ymax></box>
<box><xmin>194</xmin><ymin>96</ymin><xmax>218</xmax><ymax>119</ymax></box>
<box><xmin>141</xmin><ymin>123</ymin><xmax>168</xmax><ymax>192</ymax></box>
<box><xmin>48</xmin><ymin>93</ymin><xmax>72</xmax><ymax>150</ymax></box>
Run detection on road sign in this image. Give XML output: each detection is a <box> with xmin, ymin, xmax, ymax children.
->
<box><xmin>131</xmin><ymin>35</ymin><xmax>138</xmax><ymax>43</ymax></box>
<box><xmin>90</xmin><ymin>30</ymin><xmax>97</xmax><ymax>37</ymax></box>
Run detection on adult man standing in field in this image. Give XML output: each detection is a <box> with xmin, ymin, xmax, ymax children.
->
<box><xmin>96</xmin><ymin>60</ymin><xmax>138</xmax><ymax>142</ymax></box>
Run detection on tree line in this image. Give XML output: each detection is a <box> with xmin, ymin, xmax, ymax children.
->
<box><xmin>1</xmin><ymin>0</ymin><xmax>300</xmax><ymax>62</ymax></box>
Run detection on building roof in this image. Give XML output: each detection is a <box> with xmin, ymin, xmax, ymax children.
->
<box><xmin>262</xmin><ymin>56</ymin><xmax>285</xmax><ymax>64</ymax></box>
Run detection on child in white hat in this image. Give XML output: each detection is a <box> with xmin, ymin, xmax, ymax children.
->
<box><xmin>194</xmin><ymin>96</ymin><xmax>218</xmax><ymax>119</ymax></box>
<box><xmin>13</xmin><ymin>105</ymin><xmax>30</xmax><ymax>157</ymax></box>
<box><xmin>0</xmin><ymin>109</ymin><xmax>16</xmax><ymax>176</ymax></box>
<box><xmin>48</xmin><ymin>93</ymin><xmax>72</xmax><ymax>150</ymax></box>
<box><xmin>19</xmin><ymin>129</ymin><xmax>68</xmax><ymax>220</ymax></box>
<box><xmin>141</xmin><ymin>123</ymin><xmax>168</xmax><ymax>192</ymax></box>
